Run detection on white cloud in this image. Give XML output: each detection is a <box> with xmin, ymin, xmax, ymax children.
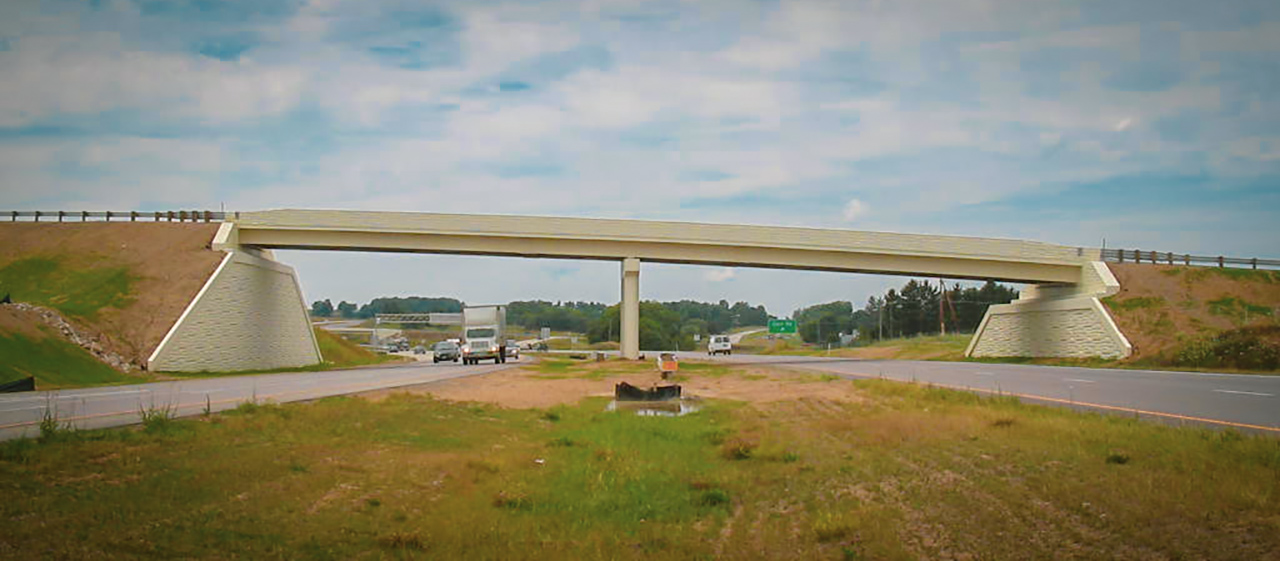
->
<box><xmin>1113</xmin><ymin>117</ymin><xmax>1134</xmax><ymax>132</ymax></box>
<box><xmin>703</xmin><ymin>268</ymin><xmax>737</xmax><ymax>282</ymax></box>
<box><xmin>0</xmin><ymin>33</ymin><xmax>307</xmax><ymax>127</ymax></box>
<box><xmin>842</xmin><ymin>199</ymin><xmax>868</xmax><ymax>222</ymax></box>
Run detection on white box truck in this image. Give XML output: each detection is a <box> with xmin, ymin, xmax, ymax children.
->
<box><xmin>461</xmin><ymin>305</ymin><xmax>507</xmax><ymax>365</ymax></box>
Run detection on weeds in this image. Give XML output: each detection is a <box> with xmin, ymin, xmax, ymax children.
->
<box><xmin>697</xmin><ymin>488</ymin><xmax>731</xmax><ymax>507</ymax></box>
<box><xmin>378</xmin><ymin>532</ymin><xmax>427</xmax><ymax>551</ymax></box>
<box><xmin>547</xmin><ymin>436</ymin><xmax>577</xmax><ymax>447</ymax></box>
<box><xmin>493</xmin><ymin>491</ymin><xmax>532</xmax><ymax>510</ymax></box>
<box><xmin>720</xmin><ymin>437</ymin><xmax>757</xmax><ymax>460</ymax></box>
<box><xmin>813</xmin><ymin>511</ymin><xmax>854</xmax><ymax>542</ymax></box>
<box><xmin>138</xmin><ymin>401</ymin><xmax>176</xmax><ymax>434</ymax></box>
<box><xmin>38</xmin><ymin>404</ymin><xmax>73</xmax><ymax>443</ymax></box>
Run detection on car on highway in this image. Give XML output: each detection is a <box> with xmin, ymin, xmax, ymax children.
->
<box><xmin>432</xmin><ymin>340</ymin><xmax>460</xmax><ymax>363</ymax></box>
<box><xmin>505</xmin><ymin>340</ymin><xmax>520</xmax><ymax>360</ymax></box>
<box><xmin>707</xmin><ymin>335</ymin><xmax>732</xmax><ymax>355</ymax></box>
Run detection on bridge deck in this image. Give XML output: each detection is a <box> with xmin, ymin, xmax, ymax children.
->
<box><xmin>232</xmin><ymin>209</ymin><xmax>1095</xmax><ymax>284</ymax></box>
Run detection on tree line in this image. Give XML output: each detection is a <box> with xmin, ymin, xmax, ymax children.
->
<box><xmin>792</xmin><ymin>280</ymin><xmax>1019</xmax><ymax>344</ymax></box>
<box><xmin>310</xmin><ymin>297</ymin><xmax>462</xmax><ymax>319</ymax></box>
<box><xmin>585</xmin><ymin>299</ymin><xmax>772</xmax><ymax>351</ymax></box>
<box><xmin>311</xmin><ymin>297</ymin><xmax>771</xmax><ymax>347</ymax></box>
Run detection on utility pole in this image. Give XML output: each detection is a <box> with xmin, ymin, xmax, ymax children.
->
<box><xmin>938</xmin><ymin>279</ymin><xmax>946</xmax><ymax>336</ymax></box>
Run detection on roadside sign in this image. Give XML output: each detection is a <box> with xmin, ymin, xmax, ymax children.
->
<box><xmin>768</xmin><ymin>319</ymin><xmax>797</xmax><ymax>334</ymax></box>
<box><xmin>540</xmin><ymin>327</ymin><xmax>551</xmax><ymax>340</ymax></box>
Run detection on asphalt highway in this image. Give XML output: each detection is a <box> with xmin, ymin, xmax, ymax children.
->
<box><xmin>690</xmin><ymin>353</ymin><xmax>1280</xmax><ymax>433</ymax></box>
<box><xmin>0</xmin><ymin>359</ymin><xmax>516</xmax><ymax>442</ymax></box>
<box><xmin>3</xmin><ymin>351</ymin><xmax>1276</xmax><ymax>441</ymax></box>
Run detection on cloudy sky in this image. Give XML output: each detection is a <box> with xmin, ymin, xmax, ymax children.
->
<box><xmin>2</xmin><ymin>0</ymin><xmax>1278</xmax><ymax>316</ymax></box>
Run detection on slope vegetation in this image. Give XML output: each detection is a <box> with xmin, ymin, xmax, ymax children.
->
<box><xmin>1104</xmin><ymin>264</ymin><xmax>1280</xmax><ymax>369</ymax></box>
<box><xmin>0</xmin><ymin>223</ymin><xmax>223</xmax><ymax>381</ymax></box>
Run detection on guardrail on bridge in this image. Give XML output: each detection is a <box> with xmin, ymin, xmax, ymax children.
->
<box><xmin>3</xmin><ymin>210</ymin><xmax>228</xmax><ymax>223</ymax></box>
<box><xmin>1101</xmin><ymin>248</ymin><xmax>1280</xmax><ymax>270</ymax></box>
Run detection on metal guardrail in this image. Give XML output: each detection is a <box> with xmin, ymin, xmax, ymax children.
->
<box><xmin>1101</xmin><ymin>248</ymin><xmax>1280</xmax><ymax>270</ymax></box>
<box><xmin>2</xmin><ymin>210</ymin><xmax>227</xmax><ymax>223</ymax></box>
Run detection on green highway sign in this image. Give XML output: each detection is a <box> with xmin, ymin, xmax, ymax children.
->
<box><xmin>768</xmin><ymin>319</ymin><xmax>797</xmax><ymax>334</ymax></box>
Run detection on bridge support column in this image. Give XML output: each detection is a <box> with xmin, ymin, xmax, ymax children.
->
<box><xmin>966</xmin><ymin>262</ymin><xmax>1132</xmax><ymax>359</ymax></box>
<box><xmin>621</xmin><ymin>258</ymin><xmax>640</xmax><ymax>360</ymax></box>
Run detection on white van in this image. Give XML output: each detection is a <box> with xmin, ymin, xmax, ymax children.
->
<box><xmin>707</xmin><ymin>335</ymin><xmax>732</xmax><ymax>356</ymax></box>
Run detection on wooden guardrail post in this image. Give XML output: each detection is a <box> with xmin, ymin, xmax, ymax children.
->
<box><xmin>33</xmin><ymin>211</ymin><xmax>40</xmax><ymax>222</ymax></box>
<box><xmin>130</xmin><ymin>211</ymin><xmax>138</xmax><ymax>222</ymax></box>
<box><xmin>1252</xmin><ymin>258</ymin><xmax>1258</xmax><ymax>270</ymax></box>
<box><xmin>1117</xmin><ymin>250</ymin><xmax>1124</xmax><ymax>263</ymax></box>
<box><xmin>1218</xmin><ymin>256</ymin><xmax>1224</xmax><ymax>268</ymax></box>
<box><xmin>1166</xmin><ymin>252</ymin><xmax>1173</xmax><ymax>265</ymax></box>
<box><xmin>81</xmin><ymin>211</ymin><xmax>88</xmax><ymax>222</ymax></box>
<box><xmin>1184</xmin><ymin>254</ymin><xmax>1190</xmax><ymax>266</ymax></box>
<box><xmin>105</xmin><ymin>211</ymin><xmax>112</xmax><ymax>222</ymax></box>
<box><xmin>58</xmin><ymin>211</ymin><xmax>64</xmax><ymax>223</ymax></box>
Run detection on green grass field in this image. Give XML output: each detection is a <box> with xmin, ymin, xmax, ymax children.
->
<box><xmin>0</xmin><ymin>256</ymin><xmax>135</xmax><ymax>320</ymax></box>
<box><xmin>3</xmin><ymin>363</ymin><xmax>1277</xmax><ymax>559</ymax></box>
<box><xmin>314</xmin><ymin>329</ymin><xmax>399</xmax><ymax>368</ymax></box>
<box><xmin>0</xmin><ymin>329</ymin><xmax>143</xmax><ymax>388</ymax></box>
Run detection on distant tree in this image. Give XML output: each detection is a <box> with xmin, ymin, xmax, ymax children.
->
<box><xmin>310</xmin><ymin>299</ymin><xmax>334</xmax><ymax>317</ymax></box>
<box><xmin>793</xmin><ymin>301</ymin><xmax>855</xmax><ymax>344</ymax></box>
<box><xmin>587</xmin><ymin>302</ymin><xmax>700</xmax><ymax>350</ymax></box>
<box><xmin>337</xmin><ymin>301</ymin><xmax>358</xmax><ymax>319</ymax></box>
<box><xmin>357</xmin><ymin>297</ymin><xmax>463</xmax><ymax>319</ymax></box>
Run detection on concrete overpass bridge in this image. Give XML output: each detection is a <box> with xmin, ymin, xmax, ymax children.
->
<box><xmin>148</xmin><ymin>209</ymin><xmax>1130</xmax><ymax>372</ymax></box>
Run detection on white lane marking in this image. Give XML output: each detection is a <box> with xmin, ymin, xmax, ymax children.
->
<box><xmin>1212</xmin><ymin>389</ymin><xmax>1274</xmax><ymax>397</ymax></box>
<box><xmin>0</xmin><ymin>406</ymin><xmax>48</xmax><ymax>413</ymax></box>
<box><xmin>974</xmin><ymin>372</ymin><xmax>995</xmax><ymax>377</ymax></box>
<box><xmin>1064</xmin><ymin>378</ymin><xmax>1096</xmax><ymax>384</ymax></box>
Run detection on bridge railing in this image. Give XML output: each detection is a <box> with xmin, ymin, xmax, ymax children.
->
<box><xmin>2</xmin><ymin>210</ymin><xmax>227</xmax><ymax>223</ymax></box>
<box><xmin>1101</xmin><ymin>248</ymin><xmax>1280</xmax><ymax>270</ymax></box>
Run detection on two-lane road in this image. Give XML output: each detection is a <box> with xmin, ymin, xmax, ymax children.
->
<box><xmin>692</xmin><ymin>353</ymin><xmax>1280</xmax><ymax>432</ymax></box>
<box><xmin>5</xmin><ymin>351</ymin><xmax>1276</xmax><ymax>441</ymax></box>
<box><xmin>0</xmin><ymin>360</ymin><xmax>518</xmax><ymax>441</ymax></box>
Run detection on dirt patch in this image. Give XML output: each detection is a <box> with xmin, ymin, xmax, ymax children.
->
<box><xmin>0</xmin><ymin>223</ymin><xmax>223</xmax><ymax>368</ymax></box>
<box><xmin>0</xmin><ymin>305</ymin><xmax>49</xmax><ymax>340</ymax></box>
<box><xmin>360</xmin><ymin>360</ymin><xmax>867</xmax><ymax>409</ymax></box>
<box><xmin>1104</xmin><ymin>264</ymin><xmax>1280</xmax><ymax>360</ymax></box>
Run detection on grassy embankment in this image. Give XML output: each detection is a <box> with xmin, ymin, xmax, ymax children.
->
<box><xmin>747</xmin><ymin>330</ymin><xmax>972</xmax><ymax>362</ymax></box>
<box><xmin>0</xmin><ymin>256</ymin><xmax>395</xmax><ymax>387</ymax></box>
<box><xmin>1101</xmin><ymin>266</ymin><xmax>1279</xmax><ymax>373</ymax></box>
<box><xmin>0</xmin><ymin>257</ymin><xmax>145</xmax><ymax>388</ymax></box>
<box><xmin>162</xmin><ymin>329</ymin><xmax>402</xmax><ymax>379</ymax></box>
<box><xmin>2</xmin><ymin>360</ymin><xmax>1277</xmax><ymax>559</ymax></box>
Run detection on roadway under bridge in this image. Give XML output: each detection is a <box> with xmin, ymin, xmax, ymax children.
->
<box><xmin>148</xmin><ymin>209</ymin><xmax>1131</xmax><ymax>371</ymax></box>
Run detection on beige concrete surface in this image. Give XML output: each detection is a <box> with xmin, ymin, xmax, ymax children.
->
<box><xmin>148</xmin><ymin>250</ymin><xmax>322</xmax><ymax>372</ymax></box>
<box><xmin>231</xmin><ymin>209</ymin><xmax>1094</xmax><ymax>283</ymax></box>
<box><xmin>621</xmin><ymin>258</ymin><xmax>640</xmax><ymax>359</ymax></box>
<box><xmin>204</xmin><ymin>210</ymin><xmax>1134</xmax><ymax>362</ymax></box>
<box><xmin>967</xmin><ymin>262</ymin><xmax>1132</xmax><ymax>359</ymax></box>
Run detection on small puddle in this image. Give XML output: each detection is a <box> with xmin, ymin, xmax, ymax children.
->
<box><xmin>607</xmin><ymin>399</ymin><xmax>702</xmax><ymax>417</ymax></box>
